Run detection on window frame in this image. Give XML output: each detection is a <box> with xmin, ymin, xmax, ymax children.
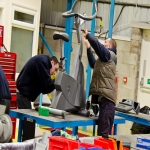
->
<box><xmin>12</xmin><ymin>5</ymin><xmax>36</xmax><ymax>30</ymax></box>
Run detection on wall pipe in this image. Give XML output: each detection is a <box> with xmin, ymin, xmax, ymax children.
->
<box><xmin>39</xmin><ymin>31</ymin><xmax>55</xmax><ymax>56</ymax></box>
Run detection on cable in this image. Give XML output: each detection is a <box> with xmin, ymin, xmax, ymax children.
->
<box><xmin>98</xmin><ymin>5</ymin><xmax>125</xmax><ymax>39</ymax></box>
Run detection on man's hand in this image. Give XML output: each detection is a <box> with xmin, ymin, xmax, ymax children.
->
<box><xmin>82</xmin><ymin>33</ymin><xmax>90</xmax><ymax>49</ymax></box>
<box><xmin>83</xmin><ymin>29</ymin><xmax>88</xmax><ymax>36</ymax></box>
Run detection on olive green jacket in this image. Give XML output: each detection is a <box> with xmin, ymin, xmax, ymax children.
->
<box><xmin>89</xmin><ymin>51</ymin><xmax>117</xmax><ymax>104</ymax></box>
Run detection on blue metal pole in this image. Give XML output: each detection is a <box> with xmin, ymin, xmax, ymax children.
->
<box><xmin>39</xmin><ymin>31</ymin><xmax>55</xmax><ymax>106</ymax></box>
<box><xmin>39</xmin><ymin>31</ymin><xmax>55</xmax><ymax>56</ymax></box>
<box><xmin>64</xmin><ymin>0</ymin><xmax>74</xmax><ymax>74</ymax></box>
<box><xmin>39</xmin><ymin>93</ymin><xmax>43</xmax><ymax>106</ymax></box>
<box><xmin>83</xmin><ymin>0</ymin><xmax>97</xmax><ymax>132</ymax></box>
<box><xmin>108</xmin><ymin>0</ymin><xmax>116</xmax><ymax>38</ymax></box>
<box><xmin>85</xmin><ymin>0</ymin><xmax>97</xmax><ymax>101</ymax></box>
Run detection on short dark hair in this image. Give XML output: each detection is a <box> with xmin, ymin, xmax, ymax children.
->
<box><xmin>50</xmin><ymin>56</ymin><xmax>59</xmax><ymax>64</ymax></box>
<box><xmin>110</xmin><ymin>39</ymin><xmax>117</xmax><ymax>48</ymax></box>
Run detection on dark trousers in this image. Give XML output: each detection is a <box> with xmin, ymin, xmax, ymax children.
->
<box><xmin>92</xmin><ymin>95</ymin><xmax>115</xmax><ymax>136</ymax></box>
<box><xmin>16</xmin><ymin>92</ymin><xmax>31</xmax><ymax>109</ymax></box>
<box><xmin>0</xmin><ymin>99</ymin><xmax>10</xmax><ymax>114</ymax></box>
<box><xmin>98</xmin><ymin>98</ymin><xmax>115</xmax><ymax>136</ymax></box>
<box><xmin>16</xmin><ymin>92</ymin><xmax>35</xmax><ymax>141</ymax></box>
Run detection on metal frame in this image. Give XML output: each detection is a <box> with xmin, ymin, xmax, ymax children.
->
<box><xmin>85</xmin><ymin>0</ymin><xmax>97</xmax><ymax>100</ymax></box>
<box><xmin>115</xmin><ymin>111</ymin><xmax>150</xmax><ymax>126</ymax></box>
<box><xmin>108</xmin><ymin>0</ymin><xmax>116</xmax><ymax>38</ymax></box>
<box><xmin>84</xmin><ymin>0</ymin><xmax>97</xmax><ymax>132</ymax></box>
<box><xmin>64</xmin><ymin>0</ymin><xmax>75</xmax><ymax>74</ymax></box>
<box><xmin>9</xmin><ymin>109</ymin><xmax>125</xmax><ymax>142</ymax></box>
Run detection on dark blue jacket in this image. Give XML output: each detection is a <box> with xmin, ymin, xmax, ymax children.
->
<box><xmin>86</xmin><ymin>34</ymin><xmax>117</xmax><ymax>68</ymax></box>
<box><xmin>0</xmin><ymin>66</ymin><xmax>11</xmax><ymax>100</ymax></box>
<box><xmin>17</xmin><ymin>54</ymin><xmax>55</xmax><ymax>102</ymax></box>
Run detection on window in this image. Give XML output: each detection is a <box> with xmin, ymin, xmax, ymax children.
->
<box><xmin>12</xmin><ymin>6</ymin><xmax>36</xmax><ymax>29</ymax></box>
<box><xmin>11</xmin><ymin>27</ymin><xmax>33</xmax><ymax>72</ymax></box>
<box><xmin>14</xmin><ymin>11</ymin><xmax>34</xmax><ymax>24</ymax></box>
<box><xmin>11</xmin><ymin>6</ymin><xmax>36</xmax><ymax>73</ymax></box>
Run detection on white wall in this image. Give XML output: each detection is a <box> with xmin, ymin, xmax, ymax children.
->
<box><xmin>0</xmin><ymin>0</ymin><xmax>41</xmax><ymax>55</ymax></box>
<box><xmin>137</xmin><ymin>29</ymin><xmax>150</xmax><ymax>107</ymax></box>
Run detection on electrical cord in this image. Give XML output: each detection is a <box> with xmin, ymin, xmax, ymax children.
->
<box><xmin>98</xmin><ymin>5</ymin><xmax>125</xmax><ymax>39</ymax></box>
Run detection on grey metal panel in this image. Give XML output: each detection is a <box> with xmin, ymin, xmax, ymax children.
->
<box><xmin>40</xmin><ymin>0</ymin><xmax>48</xmax><ymax>23</ymax></box>
<box><xmin>40</xmin><ymin>0</ymin><xmax>150</xmax><ymax>37</ymax></box>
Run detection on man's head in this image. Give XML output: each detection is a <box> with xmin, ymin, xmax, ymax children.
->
<box><xmin>50</xmin><ymin>56</ymin><xmax>59</xmax><ymax>75</ymax></box>
<box><xmin>103</xmin><ymin>38</ymin><xmax>117</xmax><ymax>49</ymax></box>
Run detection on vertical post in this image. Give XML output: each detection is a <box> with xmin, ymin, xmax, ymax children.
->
<box><xmin>64</xmin><ymin>0</ymin><xmax>75</xmax><ymax>74</ymax></box>
<box><xmin>83</xmin><ymin>0</ymin><xmax>97</xmax><ymax>132</ymax></box>
<box><xmin>85</xmin><ymin>0</ymin><xmax>97</xmax><ymax>101</ymax></box>
<box><xmin>108</xmin><ymin>0</ymin><xmax>116</xmax><ymax>38</ymax></box>
<box><xmin>39</xmin><ymin>93</ymin><xmax>43</xmax><ymax>106</ymax></box>
<box><xmin>108</xmin><ymin>0</ymin><xmax>116</xmax><ymax>134</ymax></box>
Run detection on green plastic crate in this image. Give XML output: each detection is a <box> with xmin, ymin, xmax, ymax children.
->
<box><xmin>38</xmin><ymin>107</ymin><xmax>50</xmax><ymax>116</ymax></box>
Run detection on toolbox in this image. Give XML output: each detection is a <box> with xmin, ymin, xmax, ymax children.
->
<box><xmin>0</xmin><ymin>51</ymin><xmax>17</xmax><ymax>139</ymax></box>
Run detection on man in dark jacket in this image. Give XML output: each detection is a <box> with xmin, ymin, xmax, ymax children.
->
<box><xmin>0</xmin><ymin>66</ymin><xmax>11</xmax><ymax>114</ymax></box>
<box><xmin>82</xmin><ymin>30</ymin><xmax>117</xmax><ymax>136</ymax></box>
<box><xmin>17</xmin><ymin>54</ymin><xmax>59</xmax><ymax>109</ymax></box>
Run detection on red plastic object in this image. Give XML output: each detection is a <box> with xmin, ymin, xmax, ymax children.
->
<box><xmin>94</xmin><ymin>138</ymin><xmax>109</xmax><ymax>149</ymax></box>
<box><xmin>94</xmin><ymin>137</ymin><xmax>124</xmax><ymax>150</ymax></box>
<box><xmin>80</xmin><ymin>142</ymin><xmax>103</xmax><ymax>149</ymax></box>
<box><xmin>49</xmin><ymin>136</ymin><xmax>79</xmax><ymax>150</ymax></box>
<box><xmin>0</xmin><ymin>26</ymin><xmax>4</xmax><ymax>47</ymax></box>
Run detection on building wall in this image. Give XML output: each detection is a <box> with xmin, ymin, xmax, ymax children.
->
<box><xmin>0</xmin><ymin>0</ymin><xmax>41</xmax><ymax>55</ymax></box>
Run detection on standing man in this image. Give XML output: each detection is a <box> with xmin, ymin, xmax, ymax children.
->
<box><xmin>82</xmin><ymin>30</ymin><xmax>117</xmax><ymax>136</ymax></box>
<box><xmin>0</xmin><ymin>66</ymin><xmax>11</xmax><ymax>114</ymax></box>
<box><xmin>16</xmin><ymin>54</ymin><xmax>59</xmax><ymax>109</ymax></box>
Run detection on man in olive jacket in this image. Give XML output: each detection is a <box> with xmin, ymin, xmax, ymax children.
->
<box><xmin>82</xmin><ymin>30</ymin><xmax>117</xmax><ymax>136</ymax></box>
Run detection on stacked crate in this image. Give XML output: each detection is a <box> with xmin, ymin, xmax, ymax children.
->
<box><xmin>0</xmin><ymin>52</ymin><xmax>17</xmax><ymax>139</ymax></box>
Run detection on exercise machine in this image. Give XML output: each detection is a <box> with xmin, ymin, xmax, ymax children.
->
<box><xmin>53</xmin><ymin>31</ymin><xmax>69</xmax><ymax>72</ymax></box>
<box><xmin>50</xmin><ymin>0</ymin><xmax>97</xmax><ymax>117</ymax></box>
